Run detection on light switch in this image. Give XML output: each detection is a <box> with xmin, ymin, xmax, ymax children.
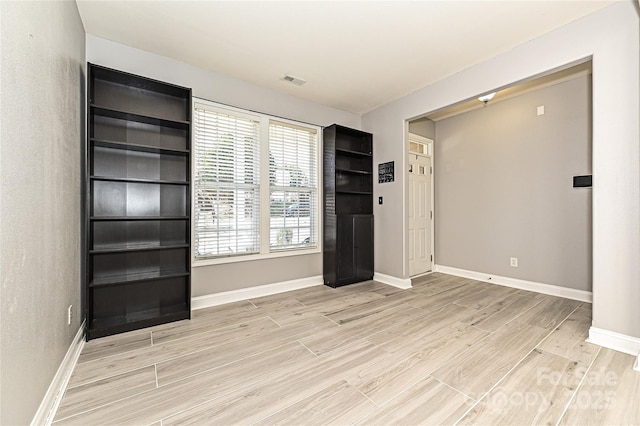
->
<box><xmin>537</xmin><ymin>105</ymin><xmax>545</xmax><ymax>116</ymax></box>
<box><xmin>378</xmin><ymin>196</ymin><xmax>383</xmax><ymax>205</ymax></box>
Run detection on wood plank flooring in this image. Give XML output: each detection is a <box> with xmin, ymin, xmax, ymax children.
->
<box><xmin>54</xmin><ymin>273</ymin><xmax>640</xmax><ymax>425</ymax></box>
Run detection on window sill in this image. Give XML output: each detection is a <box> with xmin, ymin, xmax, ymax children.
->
<box><xmin>192</xmin><ymin>247</ymin><xmax>321</xmax><ymax>267</ymax></box>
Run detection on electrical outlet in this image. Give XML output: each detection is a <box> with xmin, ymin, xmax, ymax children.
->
<box><xmin>510</xmin><ymin>257</ymin><xmax>518</xmax><ymax>267</ymax></box>
<box><xmin>67</xmin><ymin>305</ymin><xmax>72</xmax><ymax>325</ymax></box>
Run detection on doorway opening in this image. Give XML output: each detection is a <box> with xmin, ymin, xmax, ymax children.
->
<box><xmin>405</xmin><ymin>60</ymin><xmax>593</xmax><ymax>300</ymax></box>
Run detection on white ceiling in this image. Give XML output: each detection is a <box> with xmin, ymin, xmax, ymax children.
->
<box><xmin>76</xmin><ymin>0</ymin><xmax>614</xmax><ymax>115</ymax></box>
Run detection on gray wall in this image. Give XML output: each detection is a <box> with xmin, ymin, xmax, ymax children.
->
<box><xmin>408</xmin><ymin>117</ymin><xmax>435</xmax><ymax>139</ymax></box>
<box><xmin>435</xmin><ymin>75</ymin><xmax>592</xmax><ymax>291</ymax></box>
<box><xmin>85</xmin><ymin>35</ymin><xmax>361</xmax><ymax>297</ymax></box>
<box><xmin>0</xmin><ymin>1</ymin><xmax>85</xmax><ymax>424</ymax></box>
<box><xmin>362</xmin><ymin>2</ymin><xmax>639</xmax><ymax>339</ymax></box>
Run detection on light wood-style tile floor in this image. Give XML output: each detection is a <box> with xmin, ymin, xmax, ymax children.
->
<box><xmin>54</xmin><ymin>273</ymin><xmax>640</xmax><ymax>425</ymax></box>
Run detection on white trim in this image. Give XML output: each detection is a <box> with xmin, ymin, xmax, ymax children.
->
<box><xmin>634</xmin><ymin>354</ymin><xmax>640</xmax><ymax>372</ymax></box>
<box><xmin>407</xmin><ymin>133</ymin><xmax>434</xmax><ymax>154</ymax></box>
<box><xmin>401</xmin><ymin>120</ymin><xmax>409</xmax><ymax>278</ymax></box>
<box><xmin>434</xmin><ymin>264</ymin><xmax>592</xmax><ymax>303</ymax></box>
<box><xmin>373</xmin><ymin>272</ymin><xmax>412</xmax><ymax>290</ymax></box>
<box><xmin>587</xmin><ymin>327</ymin><xmax>640</xmax><ymax>359</ymax></box>
<box><xmin>32</xmin><ymin>321</ymin><xmax>85</xmax><ymax>426</ymax></box>
<box><xmin>192</xmin><ymin>247</ymin><xmax>321</xmax><ymax>267</ymax></box>
<box><xmin>191</xmin><ymin>275</ymin><xmax>323</xmax><ymax>310</ymax></box>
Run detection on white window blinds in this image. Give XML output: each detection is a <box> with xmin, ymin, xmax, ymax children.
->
<box><xmin>269</xmin><ymin>121</ymin><xmax>318</xmax><ymax>251</ymax></box>
<box><xmin>193</xmin><ymin>104</ymin><xmax>261</xmax><ymax>259</ymax></box>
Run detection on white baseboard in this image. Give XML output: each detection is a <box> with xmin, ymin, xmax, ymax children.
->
<box><xmin>434</xmin><ymin>265</ymin><xmax>592</xmax><ymax>303</ymax></box>
<box><xmin>587</xmin><ymin>326</ymin><xmax>640</xmax><ymax>360</ymax></box>
<box><xmin>192</xmin><ymin>275</ymin><xmax>323</xmax><ymax>310</ymax></box>
<box><xmin>373</xmin><ymin>272</ymin><xmax>412</xmax><ymax>290</ymax></box>
<box><xmin>32</xmin><ymin>321</ymin><xmax>85</xmax><ymax>426</ymax></box>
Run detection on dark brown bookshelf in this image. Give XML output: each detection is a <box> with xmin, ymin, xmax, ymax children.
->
<box><xmin>323</xmin><ymin>124</ymin><xmax>374</xmax><ymax>288</ymax></box>
<box><xmin>85</xmin><ymin>63</ymin><xmax>192</xmax><ymax>340</ymax></box>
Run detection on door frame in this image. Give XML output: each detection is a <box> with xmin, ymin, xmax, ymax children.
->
<box><xmin>405</xmin><ymin>130</ymin><xmax>435</xmax><ymax>278</ymax></box>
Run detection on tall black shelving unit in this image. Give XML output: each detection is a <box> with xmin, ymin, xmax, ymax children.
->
<box><xmin>85</xmin><ymin>64</ymin><xmax>192</xmax><ymax>340</ymax></box>
<box><xmin>323</xmin><ymin>124</ymin><xmax>374</xmax><ymax>287</ymax></box>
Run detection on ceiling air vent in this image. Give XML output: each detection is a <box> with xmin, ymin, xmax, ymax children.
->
<box><xmin>281</xmin><ymin>74</ymin><xmax>306</xmax><ymax>86</ymax></box>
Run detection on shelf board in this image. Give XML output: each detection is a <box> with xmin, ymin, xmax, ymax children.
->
<box><xmin>335</xmin><ymin>148</ymin><xmax>372</xmax><ymax>157</ymax></box>
<box><xmin>90</xmin><ymin>176</ymin><xmax>189</xmax><ymax>186</ymax></box>
<box><xmin>89</xmin><ymin>269</ymin><xmax>189</xmax><ymax>287</ymax></box>
<box><xmin>335</xmin><ymin>168</ymin><xmax>372</xmax><ymax>175</ymax></box>
<box><xmin>336</xmin><ymin>190</ymin><xmax>373</xmax><ymax>195</ymax></box>
<box><xmin>91</xmin><ymin>138</ymin><xmax>189</xmax><ymax>156</ymax></box>
<box><xmin>90</xmin><ymin>216</ymin><xmax>189</xmax><ymax>222</ymax></box>
<box><xmin>90</xmin><ymin>242</ymin><xmax>189</xmax><ymax>254</ymax></box>
<box><xmin>91</xmin><ymin>104</ymin><xmax>190</xmax><ymax>130</ymax></box>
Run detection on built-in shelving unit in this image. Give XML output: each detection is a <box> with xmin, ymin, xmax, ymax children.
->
<box><xmin>323</xmin><ymin>124</ymin><xmax>374</xmax><ymax>288</ymax></box>
<box><xmin>85</xmin><ymin>64</ymin><xmax>192</xmax><ymax>340</ymax></box>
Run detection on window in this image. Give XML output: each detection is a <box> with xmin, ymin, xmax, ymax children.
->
<box><xmin>193</xmin><ymin>99</ymin><xmax>320</xmax><ymax>263</ymax></box>
<box><xmin>193</xmin><ymin>105</ymin><xmax>260</xmax><ymax>259</ymax></box>
<box><xmin>269</xmin><ymin>121</ymin><xmax>318</xmax><ymax>251</ymax></box>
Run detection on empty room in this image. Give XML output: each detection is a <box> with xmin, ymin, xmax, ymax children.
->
<box><xmin>1</xmin><ymin>1</ymin><xmax>639</xmax><ymax>425</ymax></box>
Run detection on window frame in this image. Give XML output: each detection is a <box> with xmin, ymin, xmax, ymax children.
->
<box><xmin>268</xmin><ymin>119</ymin><xmax>319</xmax><ymax>253</ymax></box>
<box><xmin>191</xmin><ymin>98</ymin><xmax>322</xmax><ymax>267</ymax></box>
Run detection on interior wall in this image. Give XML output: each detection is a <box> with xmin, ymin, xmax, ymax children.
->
<box><xmin>435</xmin><ymin>75</ymin><xmax>592</xmax><ymax>291</ymax></box>
<box><xmin>362</xmin><ymin>2</ymin><xmax>639</xmax><ymax>339</ymax></box>
<box><xmin>408</xmin><ymin>117</ymin><xmax>435</xmax><ymax>139</ymax></box>
<box><xmin>85</xmin><ymin>35</ymin><xmax>361</xmax><ymax>297</ymax></box>
<box><xmin>0</xmin><ymin>1</ymin><xmax>85</xmax><ymax>424</ymax></box>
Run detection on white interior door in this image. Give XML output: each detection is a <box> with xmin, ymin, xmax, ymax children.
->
<box><xmin>408</xmin><ymin>153</ymin><xmax>432</xmax><ymax>276</ymax></box>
